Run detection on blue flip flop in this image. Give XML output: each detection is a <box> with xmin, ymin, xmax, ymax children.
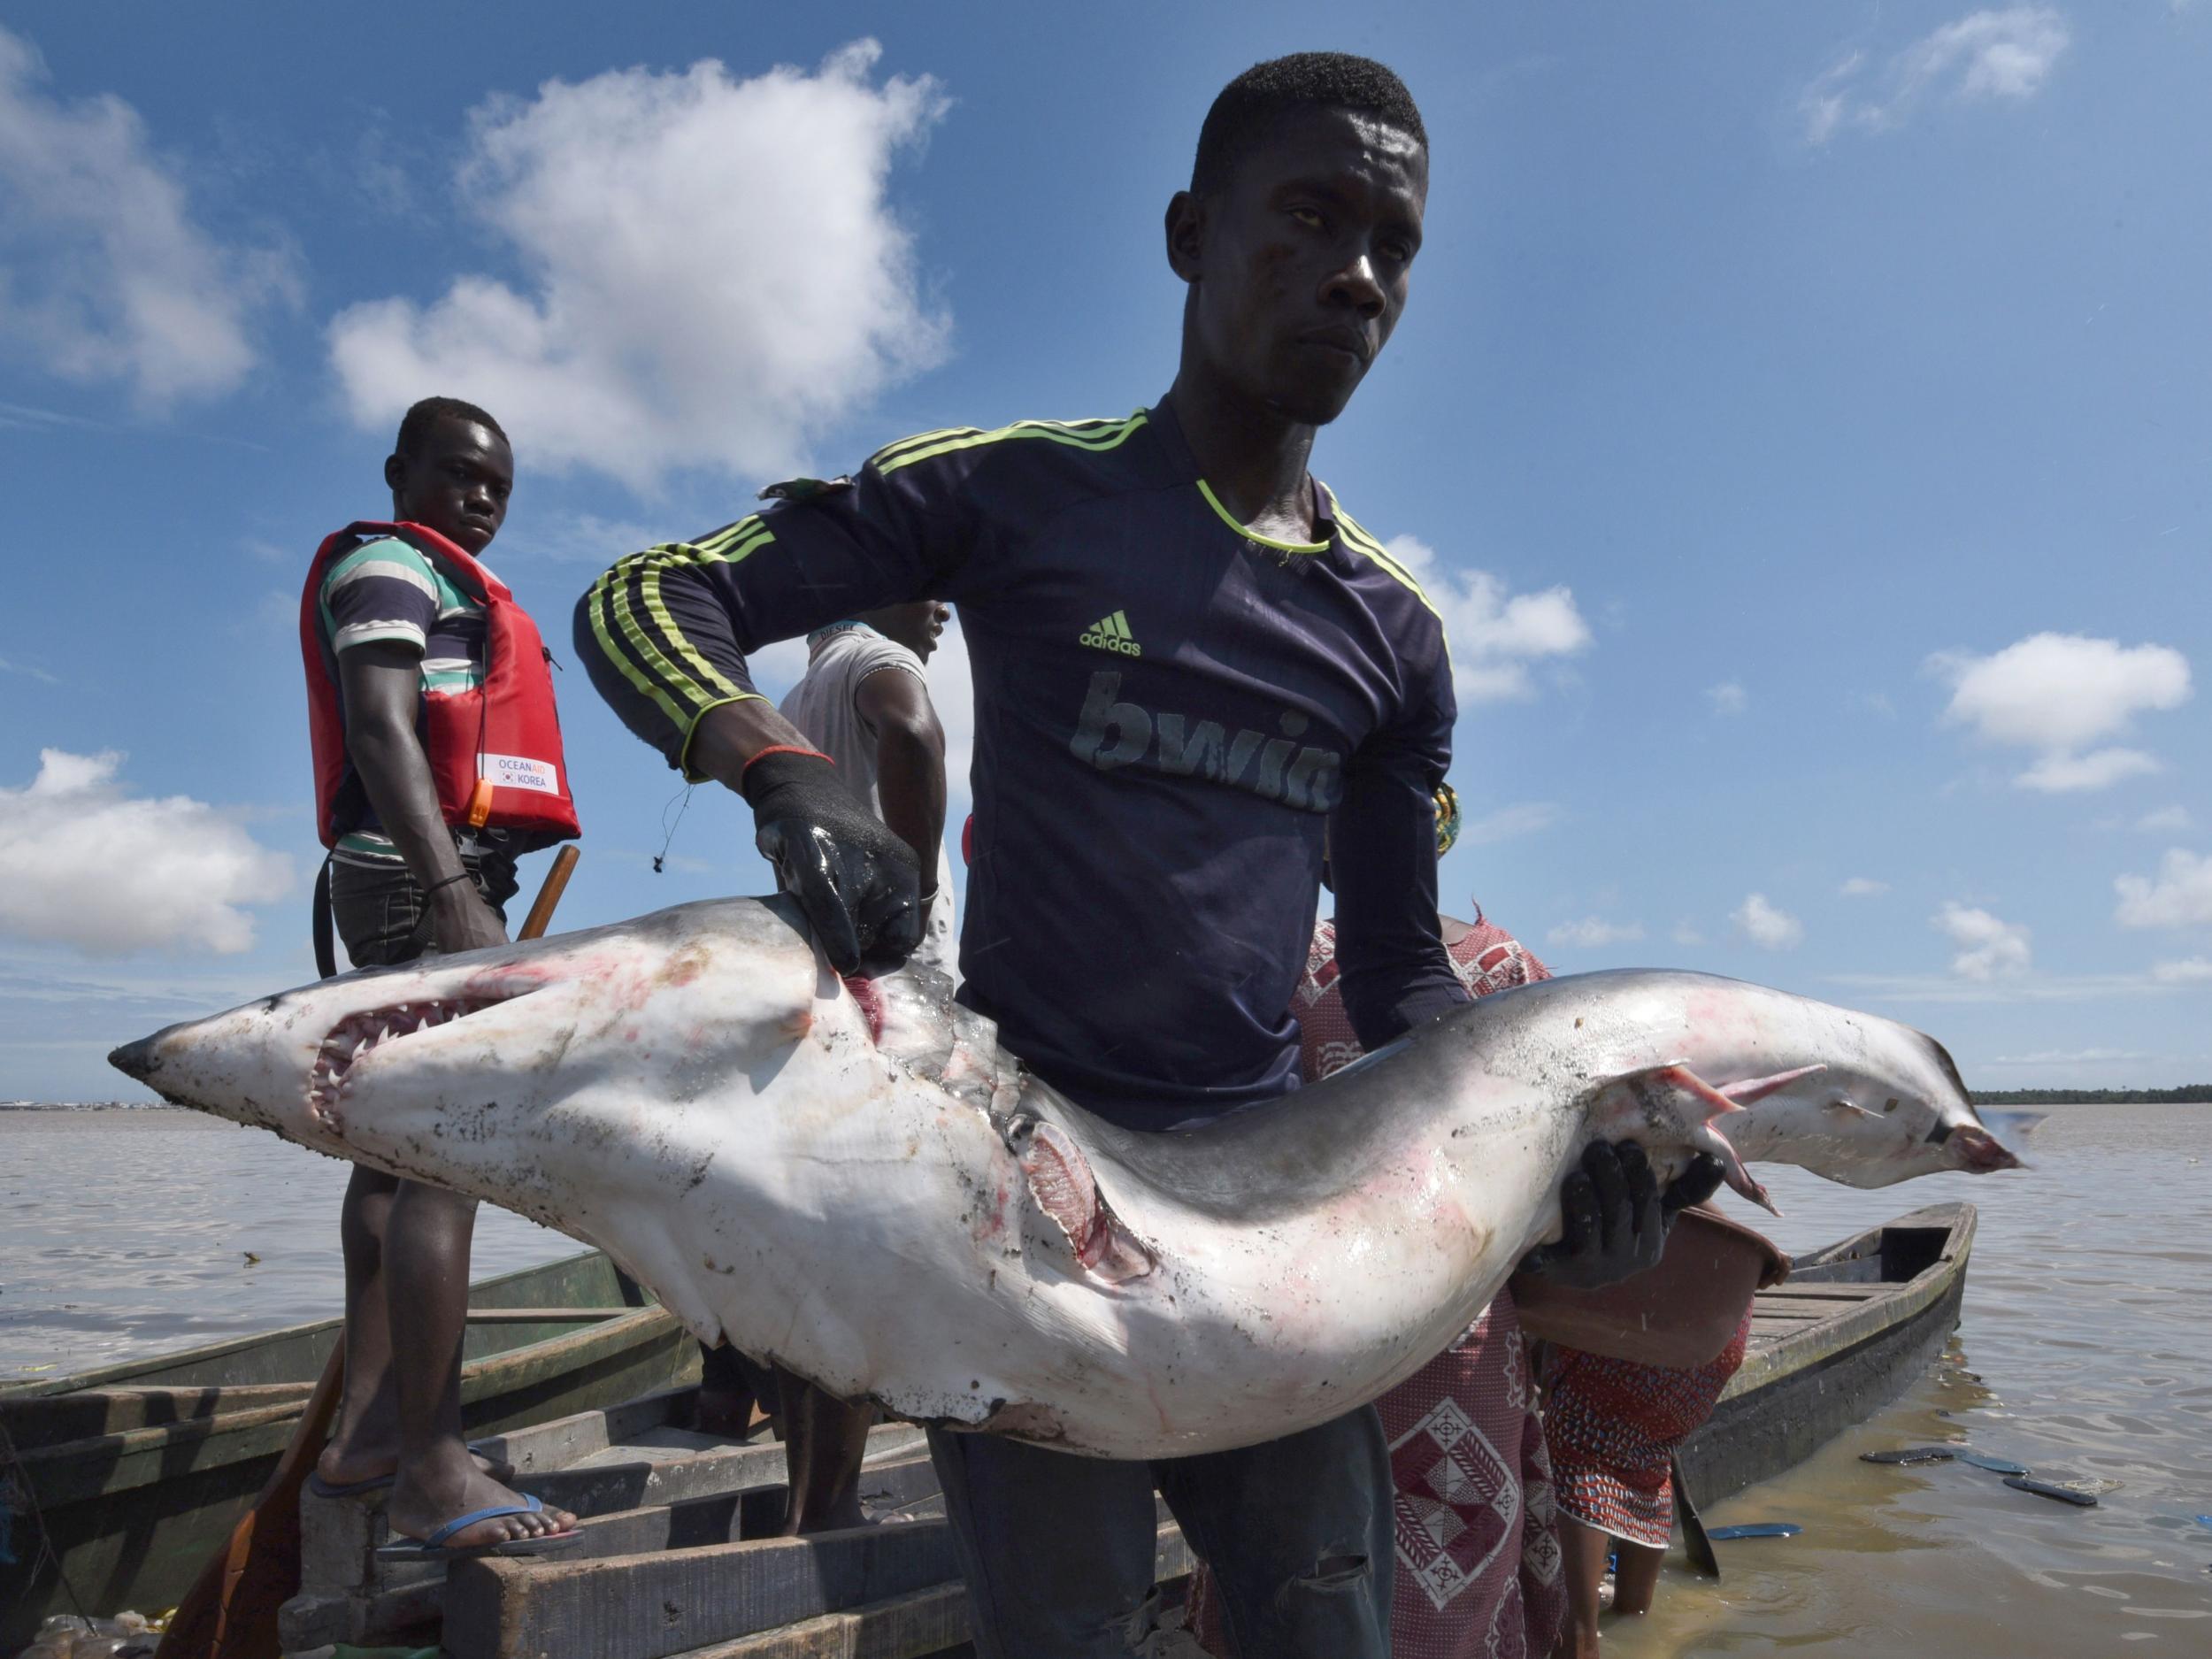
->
<box><xmin>374</xmin><ymin>1494</ymin><xmax>580</xmax><ymax>1560</ymax></box>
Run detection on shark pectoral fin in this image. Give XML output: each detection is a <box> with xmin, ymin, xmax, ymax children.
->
<box><xmin>1618</xmin><ymin>1060</ymin><xmax>1743</xmax><ymax>1113</ymax></box>
<box><xmin>1617</xmin><ymin>1062</ymin><xmax>1782</xmax><ymax>1217</ymax></box>
<box><xmin>1720</xmin><ymin>1064</ymin><xmax>1827</xmax><ymax>1104</ymax></box>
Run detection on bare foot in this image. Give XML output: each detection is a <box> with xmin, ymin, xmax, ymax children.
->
<box><xmin>318</xmin><ymin>1430</ymin><xmax>504</xmax><ymax>1490</ymax></box>
<box><xmin>384</xmin><ymin>1438</ymin><xmax>575</xmax><ymax>1549</ymax></box>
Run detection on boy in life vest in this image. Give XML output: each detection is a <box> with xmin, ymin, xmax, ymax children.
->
<box><xmin>300</xmin><ymin>396</ymin><xmax>580</xmax><ymax>1556</ymax></box>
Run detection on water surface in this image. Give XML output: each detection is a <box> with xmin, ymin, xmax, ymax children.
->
<box><xmin>0</xmin><ymin>1108</ymin><xmax>574</xmax><ymax>1379</ymax></box>
<box><xmin>4</xmin><ymin>1103</ymin><xmax>2207</xmax><ymax>1653</ymax></box>
<box><xmin>1637</xmin><ymin>1102</ymin><xmax>2212</xmax><ymax>1654</ymax></box>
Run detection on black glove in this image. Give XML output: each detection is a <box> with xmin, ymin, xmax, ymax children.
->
<box><xmin>1517</xmin><ymin>1142</ymin><xmax>1724</xmax><ymax>1290</ymax></box>
<box><xmin>742</xmin><ymin>751</ymin><xmax>923</xmax><ymax>973</ymax></box>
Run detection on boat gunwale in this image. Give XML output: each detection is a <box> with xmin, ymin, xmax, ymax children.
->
<box><xmin>0</xmin><ymin>1245</ymin><xmax>637</xmax><ymax>1401</ymax></box>
<box><xmin>1719</xmin><ymin>1201</ymin><xmax>1976</xmax><ymax>1404</ymax></box>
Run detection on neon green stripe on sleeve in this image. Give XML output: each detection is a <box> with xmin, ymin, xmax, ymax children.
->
<box><xmin>585</xmin><ymin>565</ymin><xmax>700</xmax><ymax>736</ymax></box>
<box><xmin>878</xmin><ymin>411</ymin><xmax>1148</xmax><ymax>475</ymax></box>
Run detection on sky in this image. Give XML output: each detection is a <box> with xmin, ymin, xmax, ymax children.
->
<box><xmin>2</xmin><ymin>1</ymin><xmax>2209</xmax><ymax>1100</ymax></box>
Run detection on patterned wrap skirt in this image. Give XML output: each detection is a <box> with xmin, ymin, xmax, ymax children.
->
<box><xmin>1187</xmin><ymin>913</ymin><xmax>1568</xmax><ymax>1658</ymax></box>
<box><xmin>1542</xmin><ymin>1304</ymin><xmax>1753</xmax><ymax>1548</ymax></box>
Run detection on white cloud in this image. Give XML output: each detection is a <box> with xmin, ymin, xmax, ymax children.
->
<box><xmin>2151</xmin><ymin>957</ymin><xmax>2212</xmax><ymax>985</ymax></box>
<box><xmin>478</xmin><ymin>509</ymin><xmax>668</xmax><ymax>566</ymax></box>
<box><xmin>1932</xmin><ymin>633</ymin><xmax>2192</xmax><ymax>793</ymax></box>
<box><xmin>2115</xmin><ymin>849</ymin><xmax>2212</xmax><ymax>930</ymax></box>
<box><xmin>328</xmin><ymin>42</ymin><xmax>950</xmax><ymax>492</ymax></box>
<box><xmin>2138</xmin><ymin>806</ymin><xmax>2193</xmax><ymax>833</ymax></box>
<box><xmin>1383</xmin><ymin>535</ymin><xmax>1591</xmax><ymax>703</ymax></box>
<box><xmin>1934</xmin><ymin>901</ymin><xmax>2032</xmax><ymax>979</ymax></box>
<box><xmin>744</xmin><ymin>635</ymin><xmax>814</xmax><ymax>703</ymax></box>
<box><xmin>1801</xmin><ymin>8</ymin><xmax>2071</xmax><ymax>142</ymax></box>
<box><xmin>1733</xmin><ymin>893</ymin><xmax>1804</xmax><ymax>949</ymax></box>
<box><xmin>1460</xmin><ymin>801</ymin><xmax>1563</xmax><ymax>846</ymax></box>
<box><xmin>1705</xmin><ymin>681</ymin><xmax>1747</xmax><ymax>716</ymax></box>
<box><xmin>1547</xmin><ymin>917</ymin><xmax>1645</xmax><ymax>950</ymax></box>
<box><xmin>1830</xmin><ymin>969</ymin><xmax>2169</xmax><ymax>1005</ymax></box>
<box><xmin>1840</xmin><ymin>876</ymin><xmax>1890</xmax><ymax>897</ymax></box>
<box><xmin>0</xmin><ymin>749</ymin><xmax>291</xmax><ymax>955</ymax></box>
<box><xmin>2017</xmin><ymin>748</ymin><xmax>2162</xmax><ymax>793</ymax></box>
<box><xmin>1671</xmin><ymin>922</ymin><xmax>1706</xmax><ymax>946</ymax></box>
<box><xmin>0</xmin><ymin>27</ymin><xmax>297</xmax><ymax>405</ymax></box>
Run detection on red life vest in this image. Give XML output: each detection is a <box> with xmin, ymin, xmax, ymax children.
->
<box><xmin>301</xmin><ymin>520</ymin><xmax>580</xmax><ymax>850</ymax></box>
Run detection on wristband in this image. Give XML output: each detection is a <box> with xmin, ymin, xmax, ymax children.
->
<box><xmin>741</xmin><ymin>744</ymin><xmax>833</xmax><ymax>781</ymax></box>
<box><xmin>422</xmin><ymin>870</ymin><xmax>474</xmax><ymax>900</ymax></box>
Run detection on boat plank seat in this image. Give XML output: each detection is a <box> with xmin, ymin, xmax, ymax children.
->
<box><xmin>449</xmin><ymin>1517</ymin><xmax>1194</xmax><ymax>1659</ymax></box>
<box><xmin>1757</xmin><ymin>1284</ymin><xmax>1890</xmax><ymax>1301</ymax></box>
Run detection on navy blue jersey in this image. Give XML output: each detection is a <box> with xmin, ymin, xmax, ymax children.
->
<box><xmin>577</xmin><ymin>403</ymin><xmax>1467</xmax><ymax>1126</ymax></box>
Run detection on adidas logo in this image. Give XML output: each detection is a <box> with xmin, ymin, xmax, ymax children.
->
<box><xmin>1079</xmin><ymin>610</ymin><xmax>1142</xmax><ymax>657</ymax></box>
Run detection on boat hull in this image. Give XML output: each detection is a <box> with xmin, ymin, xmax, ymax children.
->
<box><xmin>1677</xmin><ymin>1202</ymin><xmax>1976</xmax><ymax>1505</ymax></box>
<box><xmin>0</xmin><ymin>1249</ymin><xmax>693</xmax><ymax>1647</ymax></box>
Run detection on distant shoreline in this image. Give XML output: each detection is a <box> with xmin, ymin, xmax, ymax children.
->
<box><xmin>0</xmin><ymin>1101</ymin><xmax>176</xmax><ymax>1111</ymax></box>
<box><xmin>1971</xmin><ymin>1087</ymin><xmax>2212</xmax><ymax>1105</ymax></box>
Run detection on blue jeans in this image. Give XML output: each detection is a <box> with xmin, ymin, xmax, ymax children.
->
<box><xmin>928</xmin><ymin>1405</ymin><xmax>1393</xmax><ymax>1658</ymax></box>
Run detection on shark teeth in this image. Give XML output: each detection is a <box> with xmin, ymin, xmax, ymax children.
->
<box><xmin>303</xmin><ymin>995</ymin><xmax>496</xmax><ymax>1123</ymax></box>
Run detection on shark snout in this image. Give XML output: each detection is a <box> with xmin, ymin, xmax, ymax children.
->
<box><xmin>1951</xmin><ymin>1123</ymin><xmax>2022</xmax><ymax>1173</ymax></box>
<box><xmin>109</xmin><ymin>1033</ymin><xmax>162</xmax><ymax>1084</ymax></box>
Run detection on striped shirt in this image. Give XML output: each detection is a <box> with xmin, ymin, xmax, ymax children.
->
<box><xmin>316</xmin><ymin>536</ymin><xmax>489</xmax><ymax>864</ymax></box>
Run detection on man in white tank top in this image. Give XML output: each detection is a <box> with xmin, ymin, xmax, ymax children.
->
<box><xmin>778</xmin><ymin>603</ymin><xmax>958</xmax><ymax>976</ymax></box>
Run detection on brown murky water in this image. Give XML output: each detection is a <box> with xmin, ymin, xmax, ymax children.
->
<box><xmin>1642</xmin><ymin>1102</ymin><xmax>2212</xmax><ymax>1655</ymax></box>
<box><xmin>0</xmin><ymin>1109</ymin><xmax>573</xmax><ymax>1379</ymax></box>
<box><xmin>4</xmin><ymin>1104</ymin><xmax>2208</xmax><ymax>1652</ymax></box>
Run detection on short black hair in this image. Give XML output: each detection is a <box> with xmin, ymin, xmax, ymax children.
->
<box><xmin>394</xmin><ymin>396</ymin><xmax>507</xmax><ymax>459</ymax></box>
<box><xmin>1192</xmin><ymin>52</ymin><xmax>1426</xmax><ymax>197</ymax></box>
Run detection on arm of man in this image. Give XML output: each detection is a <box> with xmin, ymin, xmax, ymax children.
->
<box><xmin>336</xmin><ymin>644</ymin><xmax>506</xmax><ymax>954</ymax></box>
<box><xmin>574</xmin><ymin>451</ymin><xmax>979</xmax><ymax>969</ymax></box>
<box><xmin>1331</xmin><ymin>672</ymin><xmax>1469</xmax><ymax>1053</ymax></box>
<box><xmin>1331</xmin><ymin>649</ymin><xmax>1722</xmax><ymax>1288</ymax></box>
<box><xmin>853</xmin><ymin>665</ymin><xmax>947</xmax><ymax>901</ymax></box>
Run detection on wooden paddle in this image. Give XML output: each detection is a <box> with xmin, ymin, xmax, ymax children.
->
<box><xmin>1671</xmin><ymin>1451</ymin><xmax>1721</xmax><ymax>1579</ymax></box>
<box><xmin>157</xmin><ymin>845</ymin><xmax>580</xmax><ymax>1659</ymax></box>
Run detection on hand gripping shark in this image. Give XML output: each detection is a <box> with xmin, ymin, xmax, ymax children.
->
<box><xmin>111</xmin><ymin>896</ymin><xmax>2017</xmax><ymax>1461</ymax></box>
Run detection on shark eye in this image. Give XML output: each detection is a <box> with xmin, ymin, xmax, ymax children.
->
<box><xmin>1884</xmin><ymin>1097</ymin><xmax>1899</xmax><ymax>1113</ymax></box>
<box><xmin>1924</xmin><ymin>1119</ymin><xmax>1955</xmax><ymax>1147</ymax></box>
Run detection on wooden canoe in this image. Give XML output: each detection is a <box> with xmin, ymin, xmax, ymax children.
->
<box><xmin>1677</xmin><ymin>1200</ymin><xmax>1977</xmax><ymax>1506</ymax></box>
<box><xmin>0</xmin><ymin>1248</ymin><xmax>695</xmax><ymax>1648</ymax></box>
<box><xmin>334</xmin><ymin>1202</ymin><xmax>1977</xmax><ymax>1659</ymax></box>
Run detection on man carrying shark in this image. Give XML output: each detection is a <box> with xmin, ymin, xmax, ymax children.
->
<box><xmin>577</xmin><ymin>52</ymin><xmax>1716</xmax><ymax>1659</ymax></box>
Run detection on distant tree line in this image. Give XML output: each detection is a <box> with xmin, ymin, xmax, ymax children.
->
<box><xmin>1970</xmin><ymin>1086</ymin><xmax>2212</xmax><ymax>1105</ymax></box>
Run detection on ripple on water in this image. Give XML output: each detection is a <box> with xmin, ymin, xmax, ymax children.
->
<box><xmin>1610</xmin><ymin>1103</ymin><xmax>2212</xmax><ymax>1655</ymax></box>
<box><xmin>1</xmin><ymin>1109</ymin><xmax>574</xmax><ymax>1377</ymax></box>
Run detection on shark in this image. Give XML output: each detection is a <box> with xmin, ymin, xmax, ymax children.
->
<box><xmin>111</xmin><ymin>895</ymin><xmax>2017</xmax><ymax>1460</ymax></box>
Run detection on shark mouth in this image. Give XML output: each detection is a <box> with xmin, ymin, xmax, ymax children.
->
<box><xmin>305</xmin><ymin>987</ymin><xmax>522</xmax><ymax>1126</ymax></box>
